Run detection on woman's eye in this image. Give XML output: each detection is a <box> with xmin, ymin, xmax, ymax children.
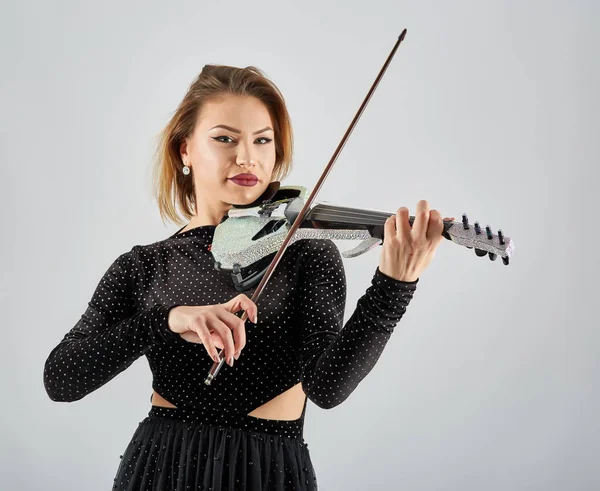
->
<box><xmin>212</xmin><ymin>136</ymin><xmax>272</xmax><ymax>144</ymax></box>
<box><xmin>255</xmin><ymin>137</ymin><xmax>273</xmax><ymax>144</ymax></box>
<box><xmin>213</xmin><ymin>136</ymin><xmax>234</xmax><ymax>143</ymax></box>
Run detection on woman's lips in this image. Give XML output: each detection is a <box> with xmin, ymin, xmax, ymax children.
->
<box><xmin>229</xmin><ymin>179</ymin><xmax>257</xmax><ymax>187</ymax></box>
<box><xmin>228</xmin><ymin>174</ymin><xmax>258</xmax><ymax>187</ymax></box>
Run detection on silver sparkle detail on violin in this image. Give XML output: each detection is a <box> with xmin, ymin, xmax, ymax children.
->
<box><xmin>211</xmin><ymin>184</ymin><xmax>515</xmax><ymax>292</ymax></box>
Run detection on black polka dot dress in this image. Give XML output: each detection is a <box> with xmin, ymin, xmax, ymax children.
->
<box><xmin>43</xmin><ymin>222</ymin><xmax>418</xmax><ymax>490</ymax></box>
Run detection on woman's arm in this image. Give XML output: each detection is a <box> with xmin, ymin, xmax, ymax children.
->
<box><xmin>296</xmin><ymin>239</ymin><xmax>418</xmax><ymax>409</ymax></box>
<box><xmin>43</xmin><ymin>249</ymin><xmax>180</xmax><ymax>402</ymax></box>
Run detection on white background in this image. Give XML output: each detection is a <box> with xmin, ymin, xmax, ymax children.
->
<box><xmin>2</xmin><ymin>0</ymin><xmax>598</xmax><ymax>489</ymax></box>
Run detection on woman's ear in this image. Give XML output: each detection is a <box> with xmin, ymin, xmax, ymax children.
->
<box><xmin>179</xmin><ymin>140</ymin><xmax>189</xmax><ymax>162</ymax></box>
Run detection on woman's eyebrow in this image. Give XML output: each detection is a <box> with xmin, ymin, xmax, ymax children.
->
<box><xmin>209</xmin><ymin>124</ymin><xmax>273</xmax><ymax>135</ymax></box>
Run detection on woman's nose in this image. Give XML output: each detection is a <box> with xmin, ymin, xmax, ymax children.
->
<box><xmin>236</xmin><ymin>143</ymin><xmax>257</xmax><ymax>166</ymax></box>
<box><xmin>236</xmin><ymin>156</ymin><xmax>257</xmax><ymax>166</ymax></box>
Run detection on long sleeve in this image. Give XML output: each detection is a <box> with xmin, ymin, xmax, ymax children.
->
<box><xmin>297</xmin><ymin>239</ymin><xmax>418</xmax><ymax>409</ymax></box>
<box><xmin>43</xmin><ymin>249</ymin><xmax>180</xmax><ymax>402</ymax></box>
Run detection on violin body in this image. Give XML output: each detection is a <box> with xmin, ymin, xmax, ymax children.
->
<box><xmin>211</xmin><ymin>182</ymin><xmax>515</xmax><ymax>291</ymax></box>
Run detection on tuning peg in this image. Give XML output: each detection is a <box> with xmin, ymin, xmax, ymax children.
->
<box><xmin>498</xmin><ymin>229</ymin><xmax>505</xmax><ymax>245</ymax></box>
<box><xmin>475</xmin><ymin>248</ymin><xmax>487</xmax><ymax>257</ymax></box>
<box><xmin>502</xmin><ymin>256</ymin><xmax>510</xmax><ymax>265</ymax></box>
<box><xmin>474</xmin><ymin>221</ymin><xmax>482</xmax><ymax>235</ymax></box>
<box><xmin>462</xmin><ymin>213</ymin><xmax>470</xmax><ymax>230</ymax></box>
<box><xmin>485</xmin><ymin>225</ymin><xmax>493</xmax><ymax>240</ymax></box>
<box><xmin>488</xmin><ymin>252</ymin><xmax>497</xmax><ymax>261</ymax></box>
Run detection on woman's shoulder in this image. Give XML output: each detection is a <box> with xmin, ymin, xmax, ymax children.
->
<box><xmin>295</xmin><ymin>238</ymin><xmax>341</xmax><ymax>261</ymax></box>
<box><xmin>127</xmin><ymin>230</ymin><xmax>191</xmax><ymax>256</ymax></box>
<box><xmin>293</xmin><ymin>238</ymin><xmax>345</xmax><ymax>281</ymax></box>
<box><xmin>108</xmin><ymin>235</ymin><xmax>180</xmax><ymax>272</ymax></box>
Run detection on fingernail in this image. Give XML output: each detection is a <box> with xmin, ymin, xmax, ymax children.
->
<box><xmin>228</xmin><ymin>356</ymin><xmax>234</xmax><ymax>367</ymax></box>
<box><xmin>254</xmin><ymin>314</ymin><xmax>258</xmax><ymax>323</ymax></box>
<box><xmin>234</xmin><ymin>352</ymin><xmax>240</xmax><ymax>360</ymax></box>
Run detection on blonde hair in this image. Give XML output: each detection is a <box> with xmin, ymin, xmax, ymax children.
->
<box><xmin>152</xmin><ymin>65</ymin><xmax>294</xmax><ymax>226</ymax></box>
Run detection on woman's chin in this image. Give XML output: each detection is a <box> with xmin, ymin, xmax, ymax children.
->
<box><xmin>225</xmin><ymin>184</ymin><xmax>263</xmax><ymax>205</ymax></box>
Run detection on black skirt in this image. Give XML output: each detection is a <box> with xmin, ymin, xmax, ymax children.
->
<box><xmin>112</xmin><ymin>406</ymin><xmax>318</xmax><ymax>490</ymax></box>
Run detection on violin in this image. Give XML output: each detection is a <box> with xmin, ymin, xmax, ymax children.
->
<box><xmin>211</xmin><ymin>181</ymin><xmax>514</xmax><ymax>292</ymax></box>
<box><xmin>204</xmin><ymin>29</ymin><xmax>515</xmax><ymax>385</ymax></box>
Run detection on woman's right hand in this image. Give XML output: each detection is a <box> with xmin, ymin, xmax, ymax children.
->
<box><xmin>167</xmin><ymin>294</ymin><xmax>258</xmax><ymax>367</ymax></box>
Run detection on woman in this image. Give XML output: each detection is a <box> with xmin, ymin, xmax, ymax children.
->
<box><xmin>43</xmin><ymin>64</ymin><xmax>450</xmax><ymax>490</ymax></box>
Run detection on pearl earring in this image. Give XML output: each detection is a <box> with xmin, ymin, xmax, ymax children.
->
<box><xmin>182</xmin><ymin>164</ymin><xmax>190</xmax><ymax>175</ymax></box>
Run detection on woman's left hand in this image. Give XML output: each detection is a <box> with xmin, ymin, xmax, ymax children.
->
<box><xmin>378</xmin><ymin>200</ymin><xmax>454</xmax><ymax>282</ymax></box>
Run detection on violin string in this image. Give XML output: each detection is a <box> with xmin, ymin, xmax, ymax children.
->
<box><xmin>310</xmin><ymin>206</ymin><xmax>401</xmax><ymax>225</ymax></box>
<box><xmin>309</xmin><ymin>205</ymin><xmax>454</xmax><ymax>226</ymax></box>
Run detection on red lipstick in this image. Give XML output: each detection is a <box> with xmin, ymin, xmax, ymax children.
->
<box><xmin>228</xmin><ymin>173</ymin><xmax>258</xmax><ymax>187</ymax></box>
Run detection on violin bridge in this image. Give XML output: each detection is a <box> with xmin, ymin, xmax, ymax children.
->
<box><xmin>341</xmin><ymin>237</ymin><xmax>382</xmax><ymax>258</ymax></box>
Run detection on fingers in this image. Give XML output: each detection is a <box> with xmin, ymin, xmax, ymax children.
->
<box><xmin>187</xmin><ymin>309</ymin><xmax>241</xmax><ymax>365</ymax></box>
<box><xmin>394</xmin><ymin>207</ymin><xmax>411</xmax><ymax>243</ymax></box>
<box><xmin>223</xmin><ymin>293</ymin><xmax>258</xmax><ymax>323</ymax></box>
<box><xmin>219</xmin><ymin>293</ymin><xmax>257</xmax><ymax>363</ymax></box>
<box><xmin>389</xmin><ymin>202</ymin><xmax>444</xmax><ymax>246</ymax></box>
<box><xmin>411</xmin><ymin>200</ymin><xmax>430</xmax><ymax>239</ymax></box>
<box><xmin>426</xmin><ymin>209</ymin><xmax>443</xmax><ymax>242</ymax></box>
<box><xmin>194</xmin><ymin>315</ymin><xmax>222</xmax><ymax>364</ymax></box>
<box><xmin>390</xmin><ymin>200</ymin><xmax>449</xmax><ymax>245</ymax></box>
<box><xmin>384</xmin><ymin>214</ymin><xmax>395</xmax><ymax>246</ymax></box>
<box><xmin>381</xmin><ymin>201</ymin><xmax>450</xmax><ymax>282</ymax></box>
<box><xmin>216</xmin><ymin>309</ymin><xmax>247</xmax><ymax>360</ymax></box>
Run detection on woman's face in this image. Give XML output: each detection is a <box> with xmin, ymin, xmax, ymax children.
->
<box><xmin>180</xmin><ymin>94</ymin><xmax>277</xmax><ymax>219</ymax></box>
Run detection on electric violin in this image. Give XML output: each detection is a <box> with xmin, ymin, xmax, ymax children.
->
<box><xmin>211</xmin><ymin>181</ymin><xmax>514</xmax><ymax>292</ymax></box>
<box><xmin>204</xmin><ymin>29</ymin><xmax>515</xmax><ymax>385</ymax></box>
